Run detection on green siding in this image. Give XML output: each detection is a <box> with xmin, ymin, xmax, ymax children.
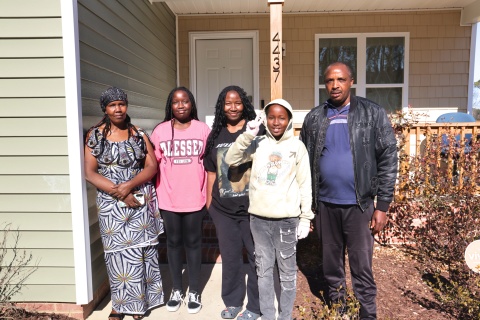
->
<box><xmin>3</xmin><ymin>251</ymin><xmax>74</xmax><ymax>268</ymax></box>
<box><xmin>0</xmin><ymin>118</ymin><xmax>67</xmax><ymax>136</ymax></box>
<box><xmin>0</xmin><ymin>156</ymin><xmax>69</xmax><ymax>174</ymax></box>
<box><xmin>0</xmin><ymin>39</ymin><xmax>64</xmax><ymax>57</ymax></box>
<box><xmin>79</xmin><ymin>0</ymin><xmax>176</xmax><ymax>133</ymax></box>
<box><xmin>0</xmin><ymin>195</ymin><xmax>71</xmax><ymax>212</ymax></box>
<box><xmin>0</xmin><ymin>0</ymin><xmax>74</xmax><ymax>303</ymax></box>
<box><xmin>0</xmin><ymin>98</ymin><xmax>66</xmax><ymax>117</ymax></box>
<box><xmin>0</xmin><ymin>212</ymin><xmax>72</xmax><ymax>230</ymax></box>
<box><xmin>0</xmin><ymin>18</ymin><xmax>62</xmax><ymax>37</ymax></box>
<box><xmin>1</xmin><ymin>231</ymin><xmax>73</xmax><ymax>249</ymax></box>
<box><xmin>0</xmin><ymin>0</ymin><xmax>61</xmax><ymax>17</ymax></box>
<box><xmin>0</xmin><ymin>58</ymin><xmax>64</xmax><ymax>77</ymax></box>
<box><xmin>11</xmin><ymin>285</ymin><xmax>76</xmax><ymax>302</ymax></box>
<box><xmin>0</xmin><ymin>137</ymin><xmax>68</xmax><ymax>155</ymax></box>
<box><xmin>21</xmin><ymin>267</ymin><xmax>75</xmax><ymax>285</ymax></box>
<box><xmin>78</xmin><ymin>0</ymin><xmax>177</xmax><ymax>298</ymax></box>
<box><xmin>0</xmin><ymin>79</ymin><xmax>65</xmax><ymax>97</ymax></box>
<box><xmin>0</xmin><ymin>176</ymin><xmax>70</xmax><ymax>193</ymax></box>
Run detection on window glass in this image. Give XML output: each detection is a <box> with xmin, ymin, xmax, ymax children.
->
<box><xmin>318</xmin><ymin>38</ymin><xmax>357</xmax><ymax>84</ymax></box>
<box><xmin>316</xmin><ymin>33</ymin><xmax>408</xmax><ymax>113</ymax></box>
<box><xmin>366</xmin><ymin>87</ymin><xmax>402</xmax><ymax>112</ymax></box>
<box><xmin>366</xmin><ymin>37</ymin><xmax>405</xmax><ymax>84</ymax></box>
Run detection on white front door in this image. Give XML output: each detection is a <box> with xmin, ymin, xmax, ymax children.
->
<box><xmin>190</xmin><ymin>32</ymin><xmax>259</xmax><ymax>125</ymax></box>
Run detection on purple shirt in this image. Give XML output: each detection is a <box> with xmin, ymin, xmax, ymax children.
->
<box><xmin>317</xmin><ymin>103</ymin><xmax>356</xmax><ymax>205</ymax></box>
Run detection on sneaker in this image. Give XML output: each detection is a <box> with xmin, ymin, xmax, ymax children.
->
<box><xmin>186</xmin><ymin>291</ymin><xmax>202</xmax><ymax>314</ymax></box>
<box><xmin>166</xmin><ymin>289</ymin><xmax>183</xmax><ymax>312</ymax></box>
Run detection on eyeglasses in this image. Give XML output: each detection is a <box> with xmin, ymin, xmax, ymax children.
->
<box><xmin>172</xmin><ymin>100</ymin><xmax>190</xmax><ymax>106</ymax></box>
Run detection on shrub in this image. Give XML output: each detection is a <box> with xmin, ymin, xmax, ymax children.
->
<box><xmin>383</xmin><ymin>110</ymin><xmax>480</xmax><ymax>319</ymax></box>
<box><xmin>0</xmin><ymin>223</ymin><xmax>38</xmax><ymax>308</ymax></box>
<box><xmin>296</xmin><ymin>287</ymin><xmax>360</xmax><ymax>320</ymax></box>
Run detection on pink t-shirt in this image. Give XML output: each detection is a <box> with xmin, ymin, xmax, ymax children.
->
<box><xmin>151</xmin><ymin>120</ymin><xmax>210</xmax><ymax>212</ymax></box>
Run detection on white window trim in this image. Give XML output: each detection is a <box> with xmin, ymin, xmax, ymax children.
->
<box><xmin>467</xmin><ymin>22</ymin><xmax>478</xmax><ymax>115</ymax></box>
<box><xmin>314</xmin><ymin>32</ymin><xmax>410</xmax><ymax>111</ymax></box>
<box><xmin>189</xmin><ymin>31</ymin><xmax>260</xmax><ymax>110</ymax></box>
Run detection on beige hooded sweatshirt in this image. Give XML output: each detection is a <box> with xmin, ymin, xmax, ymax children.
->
<box><xmin>225</xmin><ymin>99</ymin><xmax>314</xmax><ymax>228</ymax></box>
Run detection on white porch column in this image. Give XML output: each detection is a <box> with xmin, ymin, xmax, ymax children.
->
<box><xmin>60</xmin><ymin>0</ymin><xmax>93</xmax><ymax>304</ymax></box>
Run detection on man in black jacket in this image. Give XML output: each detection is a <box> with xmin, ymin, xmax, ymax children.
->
<box><xmin>299</xmin><ymin>62</ymin><xmax>397</xmax><ymax>319</ymax></box>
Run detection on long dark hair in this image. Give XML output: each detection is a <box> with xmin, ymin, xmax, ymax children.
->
<box><xmin>204</xmin><ymin>85</ymin><xmax>257</xmax><ymax>156</ymax></box>
<box><xmin>162</xmin><ymin>86</ymin><xmax>199</xmax><ymax>122</ymax></box>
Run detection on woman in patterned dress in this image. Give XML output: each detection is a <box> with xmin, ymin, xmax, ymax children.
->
<box><xmin>84</xmin><ymin>87</ymin><xmax>164</xmax><ymax>320</ymax></box>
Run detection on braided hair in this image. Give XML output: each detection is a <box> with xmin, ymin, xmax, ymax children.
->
<box><xmin>204</xmin><ymin>85</ymin><xmax>257</xmax><ymax>157</ymax></box>
<box><xmin>153</xmin><ymin>87</ymin><xmax>201</xmax><ymax>159</ymax></box>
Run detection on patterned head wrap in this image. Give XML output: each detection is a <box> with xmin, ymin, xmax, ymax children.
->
<box><xmin>100</xmin><ymin>87</ymin><xmax>128</xmax><ymax>112</ymax></box>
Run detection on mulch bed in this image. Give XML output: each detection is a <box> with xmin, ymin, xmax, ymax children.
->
<box><xmin>0</xmin><ymin>307</ymin><xmax>77</xmax><ymax>320</ymax></box>
<box><xmin>293</xmin><ymin>234</ymin><xmax>454</xmax><ymax>319</ymax></box>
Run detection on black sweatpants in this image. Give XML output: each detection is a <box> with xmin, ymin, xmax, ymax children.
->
<box><xmin>318</xmin><ymin>201</ymin><xmax>376</xmax><ymax>319</ymax></box>
<box><xmin>161</xmin><ymin>208</ymin><xmax>206</xmax><ymax>293</ymax></box>
<box><xmin>209</xmin><ymin>205</ymin><xmax>260</xmax><ymax>314</ymax></box>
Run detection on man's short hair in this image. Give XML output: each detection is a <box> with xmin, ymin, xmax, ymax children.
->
<box><xmin>324</xmin><ymin>62</ymin><xmax>354</xmax><ymax>80</ymax></box>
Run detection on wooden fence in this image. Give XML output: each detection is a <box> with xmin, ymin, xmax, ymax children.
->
<box><xmin>399</xmin><ymin>121</ymin><xmax>480</xmax><ymax>196</ymax></box>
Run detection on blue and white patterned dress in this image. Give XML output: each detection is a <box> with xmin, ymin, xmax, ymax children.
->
<box><xmin>87</xmin><ymin>127</ymin><xmax>164</xmax><ymax>315</ymax></box>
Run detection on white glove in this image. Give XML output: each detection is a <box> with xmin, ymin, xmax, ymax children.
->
<box><xmin>245</xmin><ymin>112</ymin><xmax>265</xmax><ymax>136</ymax></box>
<box><xmin>297</xmin><ymin>224</ymin><xmax>310</xmax><ymax>240</ymax></box>
<box><xmin>245</xmin><ymin>119</ymin><xmax>261</xmax><ymax>136</ymax></box>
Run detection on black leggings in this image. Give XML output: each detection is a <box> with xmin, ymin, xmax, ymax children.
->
<box><xmin>161</xmin><ymin>208</ymin><xmax>206</xmax><ymax>293</ymax></box>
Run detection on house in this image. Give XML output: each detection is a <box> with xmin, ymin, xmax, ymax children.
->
<box><xmin>0</xmin><ymin>0</ymin><xmax>479</xmax><ymax>318</ymax></box>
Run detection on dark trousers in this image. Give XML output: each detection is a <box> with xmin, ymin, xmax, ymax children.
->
<box><xmin>318</xmin><ymin>201</ymin><xmax>376</xmax><ymax>319</ymax></box>
<box><xmin>161</xmin><ymin>208</ymin><xmax>206</xmax><ymax>293</ymax></box>
<box><xmin>209</xmin><ymin>206</ymin><xmax>260</xmax><ymax>314</ymax></box>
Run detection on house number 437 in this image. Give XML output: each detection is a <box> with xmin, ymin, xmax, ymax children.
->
<box><xmin>272</xmin><ymin>32</ymin><xmax>281</xmax><ymax>82</ymax></box>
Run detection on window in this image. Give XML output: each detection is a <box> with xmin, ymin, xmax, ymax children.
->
<box><xmin>315</xmin><ymin>33</ymin><xmax>409</xmax><ymax>113</ymax></box>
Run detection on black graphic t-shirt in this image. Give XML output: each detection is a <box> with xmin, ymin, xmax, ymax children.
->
<box><xmin>205</xmin><ymin>123</ymin><xmax>259</xmax><ymax>217</ymax></box>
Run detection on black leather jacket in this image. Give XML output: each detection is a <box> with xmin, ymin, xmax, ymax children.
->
<box><xmin>299</xmin><ymin>95</ymin><xmax>398</xmax><ymax>212</ymax></box>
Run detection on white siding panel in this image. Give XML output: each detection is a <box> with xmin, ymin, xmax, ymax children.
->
<box><xmin>0</xmin><ymin>156</ymin><xmax>69</xmax><ymax>174</ymax></box>
<box><xmin>0</xmin><ymin>0</ymin><xmax>61</xmax><ymax>17</ymax></box>
<box><xmin>0</xmin><ymin>18</ymin><xmax>62</xmax><ymax>37</ymax></box>
<box><xmin>0</xmin><ymin>176</ymin><xmax>70</xmax><ymax>194</ymax></box>
<box><xmin>0</xmin><ymin>59</ymin><xmax>64</xmax><ymax>78</ymax></box>
<box><xmin>0</xmin><ymin>137</ymin><xmax>67</xmax><ymax>155</ymax></box>
<box><xmin>0</xmin><ymin>98</ymin><xmax>66</xmax><ymax>117</ymax></box>
<box><xmin>0</xmin><ymin>39</ymin><xmax>64</xmax><ymax>58</ymax></box>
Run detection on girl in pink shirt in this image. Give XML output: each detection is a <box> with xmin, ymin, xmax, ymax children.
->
<box><xmin>150</xmin><ymin>87</ymin><xmax>210</xmax><ymax>314</ymax></box>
